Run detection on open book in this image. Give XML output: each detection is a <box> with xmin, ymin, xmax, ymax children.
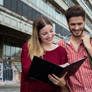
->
<box><xmin>28</xmin><ymin>56</ymin><xmax>87</xmax><ymax>85</ymax></box>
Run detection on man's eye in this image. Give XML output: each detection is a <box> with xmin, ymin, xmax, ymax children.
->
<box><xmin>71</xmin><ymin>24</ymin><xmax>75</xmax><ymax>26</ymax></box>
<box><xmin>70</xmin><ymin>23</ymin><xmax>82</xmax><ymax>26</ymax></box>
<box><xmin>78</xmin><ymin>23</ymin><xmax>82</xmax><ymax>25</ymax></box>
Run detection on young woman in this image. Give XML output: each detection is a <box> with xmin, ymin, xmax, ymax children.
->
<box><xmin>20</xmin><ymin>16</ymin><xmax>68</xmax><ymax>92</ymax></box>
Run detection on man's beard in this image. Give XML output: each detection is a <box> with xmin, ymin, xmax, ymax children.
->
<box><xmin>71</xmin><ymin>30</ymin><xmax>84</xmax><ymax>38</ymax></box>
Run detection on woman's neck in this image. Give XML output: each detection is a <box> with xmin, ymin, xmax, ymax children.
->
<box><xmin>42</xmin><ymin>43</ymin><xmax>57</xmax><ymax>51</ymax></box>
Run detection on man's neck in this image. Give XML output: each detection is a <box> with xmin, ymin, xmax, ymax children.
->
<box><xmin>70</xmin><ymin>35</ymin><xmax>83</xmax><ymax>52</ymax></box>
<box><xmin>70</xmin><ymin>35</ymin><xmax>82</xmax><ymax>44</ymax></box>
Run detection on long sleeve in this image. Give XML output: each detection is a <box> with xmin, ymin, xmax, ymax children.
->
<box><xmin>20</xmin><ymin>43</ymin><xmax>32</xmax><ymax>92</ymax></box>
<box><xmin>21</xmin><ymin>42</ymin><xmax>31</xmax><ymax>81</ymax></box>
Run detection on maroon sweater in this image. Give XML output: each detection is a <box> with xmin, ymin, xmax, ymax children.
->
<box><xmin>20</xmin><ymin>42</ymin><xmax>68</xmax><ymax>92</ymax></box>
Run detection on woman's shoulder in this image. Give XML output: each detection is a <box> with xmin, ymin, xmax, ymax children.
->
<box><xmin>57</xmin><ymin>45</ymin><xmax>66</xmax><ymax>51</ymax></box>
<box><xmin>22</xmin><ymin>42</ymin><xmax>29</xmax><ymax>51</ymax></box>
<box><xmin>21</xmin><ymin>42</ymin><xmax>29</xmax><ymax>56</ymax></box>
<box><xmin>22</xmin><ymin>42</ymin><xmax>28</xmax><ymax>48</ymax></box>
<box><xmin>56</xmin><ymin>45</ymin><xmax>67</xmax><ymax>55</ymax></box>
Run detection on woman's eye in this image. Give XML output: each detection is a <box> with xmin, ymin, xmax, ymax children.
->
<box><xmin>41</xmin><ymin>32</ymin><xmax>47</xmax><ymax>35</ymax></box>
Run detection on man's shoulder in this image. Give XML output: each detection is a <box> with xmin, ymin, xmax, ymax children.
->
<box><xmin>91</xmin><ymin>38</ymin><xmax>92</xmax><ymax>41</ymax></box>
<box><xmin>57</xmin><ymin>39</ymin><xmax>66</xmax><ymax>47</ymax></box>
<box><xmin>57</xmin><ymin>39</ymin><xmax>65</xmax><ymax>43</ymax></box>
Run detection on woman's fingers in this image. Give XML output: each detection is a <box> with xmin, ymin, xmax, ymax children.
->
<box><xmin>63</xmin><ymin>72</ymin><xmax>68</xmax><ymax>78</ymax></box>
<box><xmin>48</xmin><ymin>74</ymin><xmax>58</xmax><ymax>85</ymax></box>
<box><xmin>48</xmin><ymin>73</ymin><xmax>67</xmax><ymax>87</ymax></box>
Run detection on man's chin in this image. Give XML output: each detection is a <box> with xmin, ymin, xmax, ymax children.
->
<box><xmin>73</xmin><ymin>34</ymin><xmax>82</xmax><ymax>37</ymax></box>
<box><xmin>72</xmin><ymin>30</ymin><xmax>83</xmax><ymax>38</ymax></box>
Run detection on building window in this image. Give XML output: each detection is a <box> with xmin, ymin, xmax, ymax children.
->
<box><xmin>3</xmin><ymin>45</ymin><xmax>22</xmax><ymax>62</ymax></box>
<box><xmin>0</xmin><ymin>0</ymin><xmax>3</xmax><ymax>5</ymax></box>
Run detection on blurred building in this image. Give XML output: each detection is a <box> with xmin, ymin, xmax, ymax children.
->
<box><xmin>0</xmin><ymin>0</ymin><xmax>92</xmax><ymax>84</ymax></box>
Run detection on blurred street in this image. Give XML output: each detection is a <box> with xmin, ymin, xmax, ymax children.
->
<box><xmin>0</xmin><ymin>86</ymin><xmax>20</xmax><ymax>92</ymax></box>
<box><xmin>0</xmin><ymin>83</ymin><xmax>20</xmax><ymax>92</ymax></box>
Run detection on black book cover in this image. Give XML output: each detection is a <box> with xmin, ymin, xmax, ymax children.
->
<box><xmin>28</xmin><ymin>56</ymin><xmax>87</xmax><ymax>85</ymax></box>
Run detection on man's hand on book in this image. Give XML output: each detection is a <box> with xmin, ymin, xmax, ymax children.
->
<box><xmin>48</xmin><ymin>72</ymin><xmax>67</xmax><ymax>87</ymax></box>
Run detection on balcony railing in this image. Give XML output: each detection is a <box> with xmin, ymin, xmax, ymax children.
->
<box><xmin>28</xmin><ymin>0</ymin><xmax>68</xmax><ymax>29</ymax></box>
<box><xmin>86</xmin><ymin>18</ymin><xmax>92</xmax><ymax>30</ymax></box>
<box><xmin>63</xmin><ymin>0</ymin><xmax>75</xmax><ymax>7</ymax></box>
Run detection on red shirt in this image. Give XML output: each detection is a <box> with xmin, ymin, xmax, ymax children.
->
<box><xmin>20</xmin><ymin>42</ymin><xmax>68</xmax><ymax>92</ymax></box>
<box><xmin>58</xmin><ymin>39</ymin><xmax>92</xmax><ymax>92</ymax></box>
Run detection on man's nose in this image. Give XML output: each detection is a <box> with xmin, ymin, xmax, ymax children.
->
<box><xmin>75</xmin><ymin>25</ymin><xmax>79</xmax><ymax>30</ymax></box>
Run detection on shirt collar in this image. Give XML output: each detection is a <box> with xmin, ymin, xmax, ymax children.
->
<box><xmin>63</xmin><ymin>33</ymin><xmax>71</xmax><ymax>44</ymax></box>
<box><xmin>63</xmin><ymin>32</ymin><xmax>92</xmax><ymax>44</ymax></box>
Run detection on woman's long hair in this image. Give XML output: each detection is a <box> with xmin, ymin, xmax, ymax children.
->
<box><xmin>28</xmin><ymin>16</ymin><xmax>53</xmax><ymax>59</ymax></box>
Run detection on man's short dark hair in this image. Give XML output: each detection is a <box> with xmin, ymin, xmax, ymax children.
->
<box><xmin>65</xmin><ymin>5</ymin><xmax>85</xmax><ymax>22</ymax></box>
